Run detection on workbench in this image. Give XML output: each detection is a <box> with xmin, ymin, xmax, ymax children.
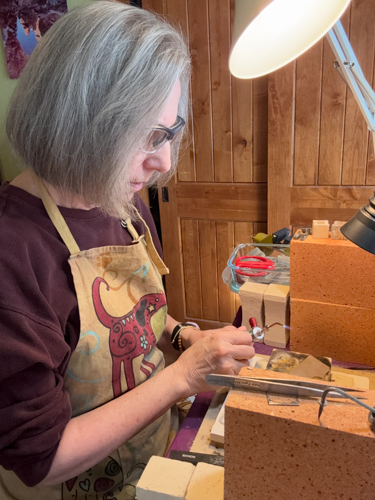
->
<box><xmin>166</xmin><ymin>344</ymin><xmax>375</xmax><ymax>459</ymax></box>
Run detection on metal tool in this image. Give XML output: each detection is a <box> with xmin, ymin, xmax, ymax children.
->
<box><xmin>205</xmin><ymin>374</ymin><xmax>366</xmax><ymax>400</ymax></box>
<box><xmin>318</xmin><ymin>387</ymin><xmax>375</xmax><ymax>426</ymax></box>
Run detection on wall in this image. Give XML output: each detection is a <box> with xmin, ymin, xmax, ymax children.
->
<box><xmin>0</xmin><ymin>0</ymin><xmax>93</xmax><ymax>182</ymax></box>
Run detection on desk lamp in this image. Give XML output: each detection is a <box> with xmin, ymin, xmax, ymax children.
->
<box><xmin>229</xmin><ymin>0</ymin><xmax>375</xmax><ymax>254</ymax></box>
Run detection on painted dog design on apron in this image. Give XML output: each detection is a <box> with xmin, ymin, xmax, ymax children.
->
<box><xmin>92</xmin><ymin>277</ymin><xmax>167</xmax><ymax>396</ymax></box>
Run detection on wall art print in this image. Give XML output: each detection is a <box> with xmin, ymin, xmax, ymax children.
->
<box><xmin>0</xmin><ymin>0</ymin><xmax>68</xmax><ymax>79</ymax></box>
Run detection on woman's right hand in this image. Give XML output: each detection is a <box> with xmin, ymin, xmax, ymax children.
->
<box><xmin>170</xmin><ymin>326</ymin><xmax>254</xmax><ymax>397</ymax></box>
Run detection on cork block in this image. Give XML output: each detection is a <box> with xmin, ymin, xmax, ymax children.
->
<box><xmin>290</xmin><ymin>298</ymin><xmax>375</xmax><ymax>366</ymax></box>
<box><xmin>185</xmin><ymin>462</ymin><xmax>224</xmax><ymax>500</ymax></box>
<box><xmin>263</xmin><ymin>284</ymin><xmax>290</xmax><ymax>348</ymax></box>
<box><xmin>290</xmin><ymin>236</ymin><xmax>375</xmax><ymax>309</ymax></box>
<box><xmin>224</xmin><ymin>367</ymin><xmax>375</xmax><ymax>500</ymax></box>
<box><xmin>238</xmin><ymin>282</ymin><xmax>268</xmax><ymax>338</ymax></box>
<box><xmin>136</xmin><ymin>456</ymin><xmax>195</xmax><ymax>500</ymax></box>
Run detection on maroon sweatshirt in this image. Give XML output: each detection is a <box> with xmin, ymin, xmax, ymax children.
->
<box><xmin>0</xmin><ymin>183</ymin><xmax>162</xmax><ymax>487</ymax></box>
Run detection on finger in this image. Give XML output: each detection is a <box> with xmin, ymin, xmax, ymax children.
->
<box><xmin>225</xmin><ymin>344</ymin><xmax>255</xmax><ymax>360</ymax></box>
<box><xmin>221</xmin><ymin>325</ymin><xmax>237</xmax><ymax>331</ymax></box>
<box><xmin>222</xmin><ymin>331</ymin><xmax>253</xmax><ymax>345</ymax></box>
<box><xmin>232</xmin><ymin>358</ymin><xmax>251</xmax><ymax>374</ymax></box>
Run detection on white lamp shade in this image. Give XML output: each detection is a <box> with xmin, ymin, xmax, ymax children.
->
<box><xmin>229</xmin><ymin>0</ymin><xmax>352</xmax><ymax>79</ymax></box>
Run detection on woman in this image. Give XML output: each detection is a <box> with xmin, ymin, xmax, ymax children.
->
<box><xmin>0</xmin><ymin>2</ymin><xmax>254</xmax><ymax>498</ymax></box>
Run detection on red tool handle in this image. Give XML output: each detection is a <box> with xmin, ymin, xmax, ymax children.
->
<box><xmin>235</xmin><ymin>255</ymin><xmax>275</xmax><ymax>276</ymax></box>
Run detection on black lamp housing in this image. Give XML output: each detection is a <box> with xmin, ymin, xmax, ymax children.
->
<box><xmin>340</xmin><ymin>193</ymin><xmax>375</xmax><ymax>255</ymax></box>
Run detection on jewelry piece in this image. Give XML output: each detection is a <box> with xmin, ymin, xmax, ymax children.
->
<box><xmin>171</xmin><ymin>323</ymin><xmax>200</xmax><ymax>352</ymax></box>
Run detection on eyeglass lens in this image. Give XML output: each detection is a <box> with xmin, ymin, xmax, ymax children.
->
<box><xmin>147</xmin><ymin>129</ymin><xmax>169</xmax><ymax>152</ymax></box>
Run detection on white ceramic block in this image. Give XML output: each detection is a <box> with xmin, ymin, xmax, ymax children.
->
<box><xmin>136</xmin><ymin>456</ymin><xmax>195</xmax><ymax>500</ymax></box>
<box><xmin>185</xmin><ymin>462</ymin><xmax>224</xmax><ymax>500</ymax></box>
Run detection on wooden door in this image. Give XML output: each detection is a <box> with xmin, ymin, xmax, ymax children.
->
<box><xmin>268</xmin><ymin>0</ymin><xmax>375</xmax><ymax>233</ymax></box>
<box><xmin>143</xmin><ymin>0</ymin><xmax>268</xmax><ymax>328</ymax></box>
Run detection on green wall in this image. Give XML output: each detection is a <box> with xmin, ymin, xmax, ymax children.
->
<box><xmin>0</xmin><ymin>0</ymin><xmax>93</xmax><ymax>181</ymax></box>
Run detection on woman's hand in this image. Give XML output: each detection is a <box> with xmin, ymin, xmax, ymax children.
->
<box><xmin>171</xmin><ymin>326</ymin><xmax>254</xmax><ymax>397</ymax></box>
<box><xmin>181</xmin><ymin>324</ymin><xmax>248</xmax><ymax>349</ymax></box>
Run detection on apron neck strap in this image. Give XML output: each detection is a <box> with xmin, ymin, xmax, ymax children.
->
<box><xmin>34</xmin><ymin>175</ymin><xmax>169</xmax><ymax>275</ymax></box>
<box><xmin>34</xmin><ymin>174</ymin><xmax>81</xmax><ymax>255</ymax></box>
<box><xmin>126</xmin><ymin>211</ymin><xmax>169</xmax><ymax>276</ymax></box>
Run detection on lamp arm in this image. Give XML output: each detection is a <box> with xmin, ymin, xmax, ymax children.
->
<box><xmin>326</xmin><ymin>20</ymin><xmax>375</xmax><ymax>152</ymax></box>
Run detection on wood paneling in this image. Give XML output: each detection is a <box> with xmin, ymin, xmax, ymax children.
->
<box><xmin>294</xmin><ymin>41</ymin><xmax>322</xmax><ymax>186</ymax></box>
<box><xmin>175</xmin><ymin>183</ymin><xmax>267</xmax><ymax>221</ymax></box>
<box><xmin>232</xmin><ymin>77</ymin><xmax>252</xmax><ymax>183</ymax></box>
<box><xmin>158</xmin><ymin>181</ymin><xmax>185</xmax><ymax>321</ymax></box>
<box><xmin>209</xmin><ymin>0</ymin><xmax>232</xmax><ymax>182</ymax></box>
<box><xmin>146</xmin><ymin>0</ymin><xmax>375</xmax><ymax>329</ymax></box>
<box><xmin>199</xmin><ymin>220</ymin><xmax>219</xmax><ymax>320</ymax></box>
<box><xmin>166</xmin><ymin>0</ymin><xmax>195</xmax><ymax>183</ymax></box>
<box><xmin>188</xmin><ymin>0</ymin><xmax>213</xmax><ymax>182</ymax></box>
<box><xmin>291</xmin><ymin>186</ymin><xmax>374</xmax><ymax>226</ymax></box>
<box><xmin>342</xmin><ymin>0</ymin><xmax>375</xmax><ymax>185</ymax></box>
<box><xmin>181</xmin><ymin>219</ymin><xmax>202</xmax><ymax>318</ymax></box>
<box><xmin>177</xmin><ymin>218</ymin><xmax>270</xmax><ymax>325</ymax></box>
<box><xmin>145</xmin><ymin>1</ymin><xmax>266</xmax><ymax>327</ymax></box>
<box><xmin>216</xmin><ymin>221</ymin><xmax>236</xmax><ymax>323</ymax></box>
<box><xmin>318</xmin><ymin>11</ymin><xmax>350</xmax><ymax>186</ymax></box>
<box><xmin>269</xmin><ymin>0</ymin><xmax>375</xmax><ymax>232</ymax></box>
<box><xmin>252</xmin><ymin>77</ymin><xmax>268</xmax><ymax>183</ymax></box>
<box><xmin>268</xmin><ymin>62</ymin><xmax>295</xmax><ymax>234</ymax></box>
<box><xmin>141</xmin><ymin>0</ymin><xmax>166</xmax><ymax>13</ymax></box>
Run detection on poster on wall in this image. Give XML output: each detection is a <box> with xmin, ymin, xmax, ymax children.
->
<box><xmin>0</xmin><ymin>0</ymin><xmax>68</xmax><ymax>79</ymax></box>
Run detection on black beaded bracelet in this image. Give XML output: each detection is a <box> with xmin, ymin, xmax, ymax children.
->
<box><xmin>171</xmin><ymin>322</ymin><xmax>200</xmax><ymax>352</ymax></box>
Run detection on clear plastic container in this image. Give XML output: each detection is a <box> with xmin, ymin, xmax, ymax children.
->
<box><xmin>223</xmin><ymin>243</ymin><xmax>290</xmax><ymax>293</ymax></box>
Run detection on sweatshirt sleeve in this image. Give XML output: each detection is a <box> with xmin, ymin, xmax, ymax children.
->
<box><xmin>0</xmin><ymin>304</ymin><xmax>72</xmax><ymax>486</ymax></box>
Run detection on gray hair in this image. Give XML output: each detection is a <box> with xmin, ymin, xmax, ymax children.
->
<box><xmin>7</xmin><ymin>0</ymin><xmax>190</xmax><ymax>219</ymax></box>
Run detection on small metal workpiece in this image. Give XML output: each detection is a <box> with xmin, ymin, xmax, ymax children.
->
<box><xmin>249</xmin><ymin>318</ymin><xmax>290</xmax><ymax>343</ymax></box>
<box><xmin>249</xmin><ymin>317</ymin><xmax>264</xmax><ymax>342</ymax></box>
<box><xmin>318</xmin><ymin>387</ymin><xmax>375</xmax><ymax>428</ymax></box>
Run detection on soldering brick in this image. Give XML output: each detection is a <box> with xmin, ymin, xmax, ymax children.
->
<box><xmin>185</xmin><ymin>462</ymin><xmax>224</xmax><ymax>500</ymax></box>
<box><xmin>290</xmin><ymin>298</ymin><xmax>375</xmax><ymax>366</ymax></box>
<box><xmin>290</xmin><ymin>236</ymin><xmax>375</xmax><ymax>309</ymax></box>
<box><xmin>224</xmin><ymin>367</ymin><xmax>375</xmax><ymax>500</ymax></box>
<box><xmin>136</xmin><ymin>456</ymin><xmax>195</xmax><ymax>500</ymax></box>
<box><xmin>238</xmin><ymin>282</ymin><xmax>268</xmax><ymax>338</ymax></box>
<box><xmin>263</xmin><ymin>284</ymin><xmax>290</xmax><ymax>348</ymax></box>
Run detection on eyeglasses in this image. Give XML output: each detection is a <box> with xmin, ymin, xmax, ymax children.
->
<box><xmin>141</xmin><ymin>115</ymin><xmax>186</xmax><ymax>154</ymax></box>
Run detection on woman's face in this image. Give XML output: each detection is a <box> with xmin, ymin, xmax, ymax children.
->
<box><xmin>127</xmin><ymin>79</ymin><xmax>181</xmax><ymax>196</ymax></box>
<box><xmin>20</xmin><ymin>18</ymin><xmax>30</xmax><ymax>36</ymax></box>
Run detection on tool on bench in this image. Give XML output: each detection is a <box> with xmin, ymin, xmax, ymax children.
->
<box><xmin>293</xmin><ymin>228</ymin><xmax>311</xmax><ymax>241</ymax></box>
<box><xmin>318</xmin><ymin>387</ymin><xmax>375</xmax><ymax>427</ymax></box>
<box><xmin>205</xmin><ymin>374</ymin><xmax>366</xmax><ymax>400</ymax></box>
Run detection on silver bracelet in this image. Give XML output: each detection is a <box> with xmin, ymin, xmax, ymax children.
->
<box><xmin>185</xmin><ymin>321</ymin><xmax>200</xmax><ymax>330</ymax></box>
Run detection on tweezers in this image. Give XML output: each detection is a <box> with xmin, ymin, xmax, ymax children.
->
<box><xmin>206</xmin><ymin>374</ymin><xmax>366</xmax><ymax>399</ymax></box>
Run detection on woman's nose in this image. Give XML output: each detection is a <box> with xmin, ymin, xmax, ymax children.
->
<box><xmin>146</xmin><ymin>141</ymin><xmax>172</xmax><ymax>173</ymax></box>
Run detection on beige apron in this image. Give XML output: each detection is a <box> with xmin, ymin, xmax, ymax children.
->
<box><xmin>0</xmin><ymin>179</ymin><xmax>171</xmax><ymax>500</ymax></box>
